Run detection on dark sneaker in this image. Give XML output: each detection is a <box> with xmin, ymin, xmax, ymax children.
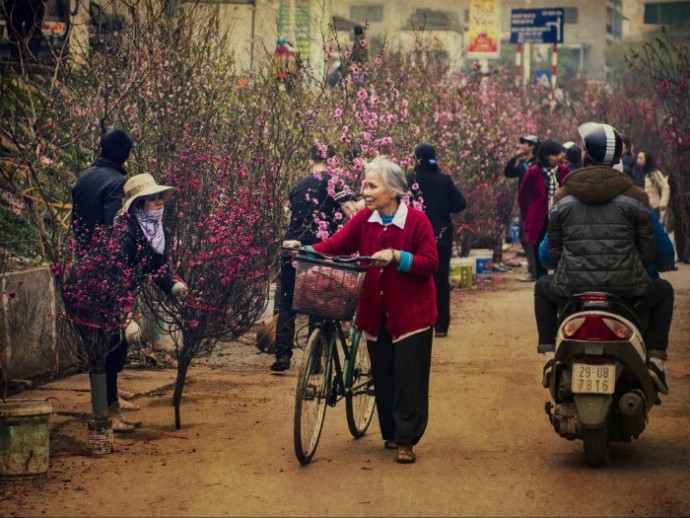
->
<box><xmin>270</xmin><ymin>357</ymin><xmax>290</xmax><ymax>372</ymax></box>
<box><xmin>542</xmin><ymin>359</ymin><xmax>554</xmax><ymax>388</ymax></box>
<box><xmin>647</xmin><ymin>361</ymin><xmax>670</xmax><ymax>394</ymax></box>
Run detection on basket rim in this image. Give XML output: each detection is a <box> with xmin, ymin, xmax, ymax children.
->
<box><xmin>294</xmin><ymin>255</ymin><xmax>368</xmax><ymax>272</ymax></box>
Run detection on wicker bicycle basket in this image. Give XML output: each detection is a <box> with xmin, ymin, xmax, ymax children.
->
<box><xmin>292</xmin><ymin>255</ymin><xmax>368</xmax><ymax>321</ymax></box>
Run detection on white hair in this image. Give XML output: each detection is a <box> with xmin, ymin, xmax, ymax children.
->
<box><xmin>365</xmin><ymin>156</ymin><xmax>409</xmax><ymax>198</ymax></box>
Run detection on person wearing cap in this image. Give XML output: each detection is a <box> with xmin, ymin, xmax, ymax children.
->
<box><xmin>563</xmin><ymin>142</ymin><xmax>583</xmax><ymax>172</ymax></box>
<box><xmin>504</xmin><ymin>135</ymin><xmax>541</xmax><ymax>280</ymax></box>
<box><xmin>504</xmin><ymin>135</ymin><xmax>540</xmax><ymax>186</ymax></box>
<box><xmin>533</xmin><ymin>122</ymin><xmax>674</xmax><ymax>395</ymax></box>
<box><xmin>71</xmin><ymin>129</ymin><xmax>133</xmax><ymax>250</ymax></box>
<box><xmin>103</xmin><ymin>173</ymin><xmax>188</xmax><ymax>432</ymax></box>
<box><xmin>407</xmin><ymin>143</ymin><xmax>466</xmax><ymax>337</ymax></box>
<box><xmin>71</xmin><ymin>129</ymin><xmax>143</xmax><ymax>411</ymax></box>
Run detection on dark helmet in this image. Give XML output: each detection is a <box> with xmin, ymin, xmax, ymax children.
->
<box><xmin>578</xmin><ymin>122</ymin><xmax>622</xmax><ymax>167</ymax></box>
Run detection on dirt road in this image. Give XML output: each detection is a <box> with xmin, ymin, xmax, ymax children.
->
<box><xmin>2</xmin><ymin>262</ymin><xmax>689</xmax><ymax>517</ymax></box>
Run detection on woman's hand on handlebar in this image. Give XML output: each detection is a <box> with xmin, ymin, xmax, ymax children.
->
<box><xmin>372</xmin><ymin>248</ymin><xmax>396</xmax><ymax>266</ymax></box>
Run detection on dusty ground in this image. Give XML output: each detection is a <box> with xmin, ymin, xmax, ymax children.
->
<box><xmin>1</xmin><ymin>253</ymin><xmax>689</xmax><ymax>517</ymax></box>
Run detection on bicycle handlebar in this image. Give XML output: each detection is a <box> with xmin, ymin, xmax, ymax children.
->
<box><xmin>282</xmin><ymin>246</ymin><xmax>382</xmax><ymax>265</ymax></box>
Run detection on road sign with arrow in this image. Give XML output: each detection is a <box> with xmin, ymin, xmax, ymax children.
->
<box><xmin>510</xmin><ymin>8</ymin><xmax>564</xmax><ymax>44</ymax></box>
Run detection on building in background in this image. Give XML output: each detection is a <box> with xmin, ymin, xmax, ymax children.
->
<box><xmin>4</xmin><ymin>1</ymin><xmax>688</xmax><ymax>82</ymax></box>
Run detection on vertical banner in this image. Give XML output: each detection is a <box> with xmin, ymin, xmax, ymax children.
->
<box><xmin>294</xmin><ymin>0</ymin><xmax>311</xmax><ymax>62</ymax></box>
<box><xmin>278</xmin><ymin>0</ymin><xmax>291</xmax><ymax>36</ymax></box>
<box><xmin>467</xmin><ymin>0</ymin><xmax>500</xmax><ymax>59</ymax></box>
<box><xmin>278</xmin><ymin>0</ymin><xmax>311</xmax><ymax>63</ymax></box>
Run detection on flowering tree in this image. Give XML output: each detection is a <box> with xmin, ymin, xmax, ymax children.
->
<box><xmin>625</xmin><ymin>34</ymin><xmax>690</xmax><ymax>256</ymax></box>
<box><xmin>141</xmin><ymin>145</ymin><xmax>289</xmax><ymax>428</ymax></box>
<box><xmin>51</xmin><ymin>220</ymin><xmax>142</xmax><ymax>435</ymax></box>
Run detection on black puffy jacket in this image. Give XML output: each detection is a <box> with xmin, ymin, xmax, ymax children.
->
<box><xmin>71</xmin><ymin>158</ymin><xmax>127</xmax><ymax>248</ymax></box>
<box><xmin>548</xmin><ymin>166</ymin><xmax>655</xmax><ymax>298</ymax></box>
<box><xmin>407</xmin><ymin>166</ymin><xmax>467</xmax><ymax>248</ymax></box>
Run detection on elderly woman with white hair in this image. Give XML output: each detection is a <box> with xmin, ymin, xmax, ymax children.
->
<box><xmin>284</xmin><ymin>156</ymin><xmax>438</xmax><ymax>464</ymax></box>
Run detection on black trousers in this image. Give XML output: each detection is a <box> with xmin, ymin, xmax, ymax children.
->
<box><xmin>105</xmin><ymin>333</ymin><xmax>127</xmax><ymax>407</ymax></box>
<box><xmin>367</xmin><ymin>318</ymin><xmax>433</xmax><ymax>446</ymax></box>
<box><xmin>434</xmin><ymin>245</ymin><xmax>452</xmax><ymax>334</ymax></box>
<box><xmin>274</xmin><ymin>255</ymin><xmax>297</xmax><ymax>361</ymax></box>
<box><xmin>274</xmin><ymin>254</ymin><xmax>319</xmax><ymax>361</ymax></box>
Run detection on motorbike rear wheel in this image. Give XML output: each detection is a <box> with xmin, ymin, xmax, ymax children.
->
<box><xmin>583</xmin><ymin>425</ymin><xmax>610</xmax><ymax>468</ymax></box>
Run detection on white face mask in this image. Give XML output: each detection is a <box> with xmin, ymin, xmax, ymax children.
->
<box><xmin>146</xmin><ymin>207</ymin><xmax>164</xmax><ymax>223</ymax></box>
<box><xmin>133</xmin><ymin>206</ymin><xmax>165</xmax><ymax>254</ymax></box>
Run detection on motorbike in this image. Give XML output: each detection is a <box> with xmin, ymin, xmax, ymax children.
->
<box><xmin>544</xmin><ymin>291</ymin><xmax>660</xmax><ymax>467</ymax></box>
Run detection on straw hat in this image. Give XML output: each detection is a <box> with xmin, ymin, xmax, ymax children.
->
<box><xmin>123</xmin><ymin>174</ymin><xmax>174</xmax><ymax>211</ymax></box>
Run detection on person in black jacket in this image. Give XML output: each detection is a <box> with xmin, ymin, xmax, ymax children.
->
<box><xmin>407</xmin><ymin>143</ymin><xmax>466</xmax><ymax>337</ymax></box>
<box><xmin>71</xmin><ymin>129</ymin><xmax>133</xmax><ymax>250</ymax></box>
<box><xmin>271</xmin><ymin>145</ymin><xmax>361</xmax><ymax>372</ymax></box>
<box><xmin>535</xmin><ymin>122</ymin><xmax>674</xmax><ymax>394</ymax></box>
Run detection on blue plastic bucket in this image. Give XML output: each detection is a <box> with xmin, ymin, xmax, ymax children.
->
<box><xmin>475</xmin><ymin>257</ymin><xmax>493</xmax><ymax>278</ymax></box>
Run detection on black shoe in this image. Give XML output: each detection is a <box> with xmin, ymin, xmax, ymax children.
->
<box><xmin>647</xmin><ymin>361</ymin><xmax>669</xmax><ymax>394</ymax></box>
<box><xmin>542</xmin><ymin>359</ymin><xmax>554</xmax><ymax>388</ymax></box>
<box><xmin>270</xmin><ymin>357</ymin><xmax>291</xmax><ymax>372</ymax></box>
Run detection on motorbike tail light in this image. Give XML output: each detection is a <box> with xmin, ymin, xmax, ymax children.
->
<box><xmin>562</xmin><ymin>315</ymin><xmax>629</xmax><ymax>341</ymax></box>
<box><xmin>602</xmin><ymin>317</ymin><xmax>633</xmax><ymax>340</ymax></box>
<box><xmin>579</xmin><ymin>294</ymin><xmax>608</xmax><ymax>302</ymax></box>
<box><xmin>563</xmin><ymin>317</ymin><xmax>585</xmax><ymax>337</ymax></box>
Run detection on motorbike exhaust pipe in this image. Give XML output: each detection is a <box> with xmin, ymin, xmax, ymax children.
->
<box><xmin>618</xmin><ymin>391</ymin><xmax>644</xmax><ymax>416</ymax></box>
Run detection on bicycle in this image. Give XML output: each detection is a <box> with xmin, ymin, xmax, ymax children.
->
<box><xmin>288</xmin><ymin>247</ymin><xmax>379</xmax><ymax>465</ymax></box>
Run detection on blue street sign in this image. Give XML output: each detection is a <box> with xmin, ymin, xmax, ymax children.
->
<box><xmin>510</xmin><ymin>8</ymin><xmax>564</xmax><ymax>44</ymax></box>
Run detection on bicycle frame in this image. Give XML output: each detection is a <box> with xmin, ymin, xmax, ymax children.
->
<box><xmin>311</xmin><ymin>317</ymin><xmax>367</xmax><ymax>406</ymax></box>
<box><xmin>290</xmin><ymin>247</ymin><xmax>377</xmax><ymax>464</ymax></box>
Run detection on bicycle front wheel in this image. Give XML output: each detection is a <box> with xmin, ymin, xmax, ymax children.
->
<box><xmin>345</xmin><ymin>330</ymin><xmax>376</xmax><ymax>438</ymax></box>
<box><xmin>294</xmin><ymin>326</ymin><xmax>330</xmax><ymax>464</ymax></box>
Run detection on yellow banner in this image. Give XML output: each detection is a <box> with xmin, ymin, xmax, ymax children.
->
<box><xmin>467</xmin><ymin>0</ymin><xmax>500</xmax><ymax>58</ymax></box>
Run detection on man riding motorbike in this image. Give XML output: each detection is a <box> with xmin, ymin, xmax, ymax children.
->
<box><xmin>533</xmin><ymin>122</ymin><xmax>675</xmax><ymax>394</ymax></box>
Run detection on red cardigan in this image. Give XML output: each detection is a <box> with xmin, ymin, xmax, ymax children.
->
<box><xmin>518</xmin><ymin>164</ymin><xmax>569</xmax><ymax>245</ymax></box>
<box><xmin>311</xmin><ymin>206</ymin><xmax>438</xmax><ymax>340</ymax></box>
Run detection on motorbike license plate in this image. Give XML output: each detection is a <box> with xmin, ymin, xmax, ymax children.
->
<box><xmin>571</xmin><ymin>363</ymin><xmax>615</xmax><ymax>394</ymax></box>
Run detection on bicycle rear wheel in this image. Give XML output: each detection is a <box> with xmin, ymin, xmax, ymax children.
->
<box><xmin>294</xmin><ymin>326</ymin><xmax>330</xmax><ymax>464</ymax></box>
<box><xmin>345</xmin><ymin>330</ymin><xmax>376</xmax><ymax>438</ymax></box>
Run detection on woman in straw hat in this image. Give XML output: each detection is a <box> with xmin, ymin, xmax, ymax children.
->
<box><xmin>105</xmin><ymin>173</ymin><xmax>188</xmax><ymax>432</ymax></box>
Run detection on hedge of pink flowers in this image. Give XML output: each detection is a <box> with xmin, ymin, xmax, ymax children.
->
<box><xmin>3</xmin><ymin>4</ymin><xmax>688</xmax><ymax>423</ymax></box>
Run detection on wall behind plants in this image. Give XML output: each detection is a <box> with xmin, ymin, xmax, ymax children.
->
<box><xmin>1</xmin><ymin>267</ymin><xmax>76</xmax><ymax>386</ymax></box>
